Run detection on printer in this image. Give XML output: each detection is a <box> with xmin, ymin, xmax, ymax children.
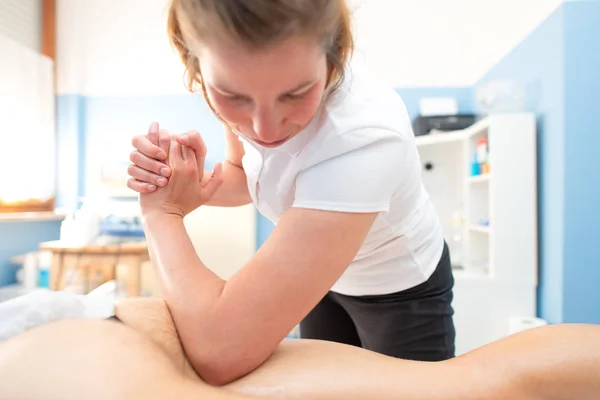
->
<box><xmin>412</xmin><ymin>114</ymin><xmax>478</xmax><ymax>136</ymax></box>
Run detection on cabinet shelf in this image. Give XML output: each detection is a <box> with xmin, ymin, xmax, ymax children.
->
<box><xmin>415</xmin><ymin>118</ymin><xmax>490</xmax><ymax>147</ymax></box>
<box><xmin>467</xmin><ymin>174</ymin><xmax>491</xmax><ymax>184</ymax></box>
<box><xmin>414</xmin><ymin>131</ymin><xmax>465</xmax><ymax>146</ymax></box>
<box><xmin>469</xmin><ymin>224</ymin><xmax>491</xmax><ymax>234</ymax></box>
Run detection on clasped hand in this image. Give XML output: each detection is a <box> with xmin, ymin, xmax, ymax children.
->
<box><xmin>127</xmin><ymin>122</ymin><xmax>223</xmax><ymax>218</ymax></box>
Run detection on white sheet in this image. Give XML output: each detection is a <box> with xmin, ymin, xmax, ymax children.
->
<box><xmin>0</xmin><ymin>287</ymin><xmax>116</xmax><ymax>344</ymax></box>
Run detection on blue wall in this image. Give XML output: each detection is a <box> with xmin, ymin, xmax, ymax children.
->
<box><xmin>476</xmin><ymin>1</ymin><xmax>600</xmax><ymax>324</ymax></box>
<box><xmin>476</xmin><ymin>6</ymin><xmax>566</xmax><ymax>323</ymax></box>
<box><xmin>56</xmin><ymin>94</ymin><xmax>226</xmax><ymax>204</ymax></box>
<box><xmin>83</xmin><ymin>94</ymin><xmax>226</xmax><ymax>169</ymax></box>
<box><xmin>561</xmin><ymin>1</ymin><xmax>600</xmax><ymax>323</ymax></box>
<box><xmin>0</xmin><ymin>220</ymin><xmax>61</xmax><ymax>286</ymax></box>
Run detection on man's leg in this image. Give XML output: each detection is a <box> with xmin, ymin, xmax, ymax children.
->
<box><xmin>230</xmin><ymin>324</ymin><xmax>600</xmax><ymax>400</ymax></box>
<box><xmin>115</xmin><ymin>298</ymin><xmax>600</xmax><ymax>400</ymax></box>
<box><xmin>456</xmin><ymin>323</ymin><xmax>600</xmax><ymax>400</ymax></box>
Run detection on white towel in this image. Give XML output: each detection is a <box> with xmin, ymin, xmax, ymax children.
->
<box><xmin>0</xmin><ymin>287</ymin><xmax>116</xmax><ymax>344</ymax></box>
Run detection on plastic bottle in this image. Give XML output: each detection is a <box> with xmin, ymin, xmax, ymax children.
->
<box><xmin>22</xmin><ymin>252</ymin><xmax>38</xmax><ymax>290</ymax></box>
<box><xmin>60</xmin><ymin>213</ymin><xmax>75</xmax><ymax>244</ymax></box>
<box><xmin>75</xmin><ymin>204</ymin><xmax>101</xmax><ymax>245</ymax></box>
<box><xmin>37</xmin><ymin>251</ymin><xmax>53</xmax><ymax>289</ymax></box>
<box><xmin>471</xmin><ymin>152</ymin><xmax>480</xmax><ymax>176</ymax></box>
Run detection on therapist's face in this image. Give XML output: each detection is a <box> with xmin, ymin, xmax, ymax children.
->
<box><xmin>197</xmin><ymin>36</ymin><xmax>329</xmax><ymax>148</ymax></box>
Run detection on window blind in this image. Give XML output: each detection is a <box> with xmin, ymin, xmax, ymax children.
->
<box><xmin>0</xmin><ymin>0</ymin><xmax>42</xmax><ymax>52</ymax></box>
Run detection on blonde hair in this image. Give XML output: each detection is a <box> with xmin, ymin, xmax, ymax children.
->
<box><xmin>167</xmin><ymin>0</ymin><xmax>354</xmax><ymax>107</ymax></box>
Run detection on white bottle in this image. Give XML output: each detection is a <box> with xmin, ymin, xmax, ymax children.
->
<box><xmin>37</xmin><ymin>251</ymin><xmax>53</xmax><ymax>289</ymax></box>
<box><xmin>74</xmin><ymin>205</ymin><xmax>101</xmax><ymax>245</ymax></box>
<box><xmin>60</xmin><ymin>213</ymin><xmax>75</xmax><ymax>245</ymax></box>
<box><xmin>22</xmin><ymin>252</ymin><xmax>38</xmax><ymax>290</ymax></box>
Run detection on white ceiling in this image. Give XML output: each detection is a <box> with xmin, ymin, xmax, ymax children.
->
<box><xmin>349</xmin><ymin>0</ymin><xmax>564</xmax><ymax>87</ymax></box>
<box><xmin>57</xmin><ymin>0</ymin><xmax>564</xmax><ymax>95</ymax></box>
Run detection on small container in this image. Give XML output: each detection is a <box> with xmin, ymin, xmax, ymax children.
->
<box><xmin>471</xmin><ymin>152</ymin><xmax>480</xmax><ymax>176</ymax></box>
<box><xmin>22</xmin><ymin>253</ymin><xmax>38</xmax><ymax>290</ymax></box>
<box><xmin>37</xmin><ymin>251</ymin><xmax>53</xmax><ymax>289</ymax></box>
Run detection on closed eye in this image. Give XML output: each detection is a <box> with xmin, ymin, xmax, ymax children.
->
<box><xmin>225</xmin><ymin>94</ymin><xmax>252</xmax><ymax>105</ymax></box>
<box><xmin>281</xmin><ymin>91</ymin><xmax>308</xmax><ymax>101</ymax></box>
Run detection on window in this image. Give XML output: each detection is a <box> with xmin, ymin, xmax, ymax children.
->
<box><xmin>0</xmin><ymin>34</ymin><xmax>56</xmax><ymax>213</ymax></box>
<box><xmin>0</xmin><ymin>0</ymin><xmax>42</xmax><ymax>52</ymax></box>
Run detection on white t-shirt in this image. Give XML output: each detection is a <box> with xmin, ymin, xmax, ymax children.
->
<box><xmin>234</xmin><ymin>63</ymin><xmax>445</xmax><ymax>296</ymax></box>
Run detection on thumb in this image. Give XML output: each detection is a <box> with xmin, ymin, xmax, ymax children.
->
<box><xmin>147</xmin><ymin>121</ymin><xmax>159</xmax><ymax>145</ymax></box>
<box><xmin>177</xmin><ymin>131</ymin><xmax>206</xmax><ymax>178</ymax></box>
<box><xmin>200</xmin><ymin>163</ymin><xmax>223</xmax><ymax>200</ymax></box>
<box><xmin>158</xmin><ymin>128</ymin><xmax>171</xmax><ymax>161</ymax></box>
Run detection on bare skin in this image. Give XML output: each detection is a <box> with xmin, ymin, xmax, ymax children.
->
<box><xmin>1</xmin><ymin>297</ymin><xmax>598</xmax><ymax>400</ymax></box>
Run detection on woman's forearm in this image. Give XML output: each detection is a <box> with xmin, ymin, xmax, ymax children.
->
<box><xmin>203</xmin><ymin>161</ymin><xmax>251</xmax><ymax>207</ymax></box>
<box><xmin>142</xmin><ymin>213</ymin><xmax>227</xmax><ymax>373</ymax></box>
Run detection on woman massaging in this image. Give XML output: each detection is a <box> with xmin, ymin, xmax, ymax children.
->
<box><xmin>3</xmin><ymin>1</ymin><xmax>600</xmax><ymax>397</ymax></box>
<box><xmin>127</xmin><ymin>0</ymin><xmax>454</xmax><ymax>384</ymax></box>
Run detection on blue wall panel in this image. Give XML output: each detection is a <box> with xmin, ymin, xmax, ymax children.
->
<box><xmin>562</xmin><ymin>1</ymin><xmax>600</xmax><ymax>323</ymax></box>
<box><xmin>475</xmin><ymin>8</ymin><xmax>566</xmax><ymax>323</ymax></box>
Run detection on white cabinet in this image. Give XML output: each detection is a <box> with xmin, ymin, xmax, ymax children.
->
<box><xmin>416</xmin><ymin>113</ymin><xmax>538</xmax><ymax>354</ymax></box>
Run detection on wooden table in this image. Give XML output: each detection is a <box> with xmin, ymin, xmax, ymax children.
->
<box><xmin>40</xmin><ymin>240</ymin><xmax>150</xmax><ymax>297</ymax></box>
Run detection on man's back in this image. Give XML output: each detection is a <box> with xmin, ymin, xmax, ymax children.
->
<box><xmin>1</xmin><ymin>296</ymin><xmax>600</xmax><ymax>400</ymax></box>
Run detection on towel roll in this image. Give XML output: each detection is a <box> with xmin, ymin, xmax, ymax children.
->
<box><xmin>0</xmin><ymin>288</ymin><xmax>116</xmax><ymax>344</ymax></box>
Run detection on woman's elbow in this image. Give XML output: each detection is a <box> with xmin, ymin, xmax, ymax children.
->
<box><xmin>200</xmin><ymin>367</ymin><xmax>241</xmax><ymax>387</ymax></box>
<box><xmin>189</xmin><ymin>349</ymin><xmax>260</xmax><ymax>386</ymax></box>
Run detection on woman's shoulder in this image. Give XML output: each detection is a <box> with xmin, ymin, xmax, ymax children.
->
<box><xmin>298</xmin><ymin>67</ymin><xmax>419</xmax><ymax>171</ymax></box>
<box><xmin>319</xmin><ymin>61</ymin><xmax>414</xmax><ymax>143</ymax></box>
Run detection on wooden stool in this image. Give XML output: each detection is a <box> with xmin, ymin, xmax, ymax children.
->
<box><xmin>39</xmin><ymin>240</ymin><xmax>150</xmax><ymax>297</ymax></box>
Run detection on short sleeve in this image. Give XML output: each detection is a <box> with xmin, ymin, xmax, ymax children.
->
<box><xmin>292</xmin><ymin>129</ymin><xmax>412</xmax><ymax>214</ymax></box>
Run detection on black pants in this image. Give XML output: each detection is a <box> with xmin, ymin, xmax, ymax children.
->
<box><xmin>300</xmin><ymin>242</ymin><xmax>455</xmax><ymax>361</ymax></box>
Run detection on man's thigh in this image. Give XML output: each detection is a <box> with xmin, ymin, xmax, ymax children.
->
<box><xmin>0</xmin><ymin>318</ymin><xmax>203</xmax><ymax>400</ymax></box>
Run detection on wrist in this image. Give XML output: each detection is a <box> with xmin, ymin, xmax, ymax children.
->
<box><xmin>142</xmin><ymin>209</ymin><xmax>184</xmax><ymax>225</ymax></box>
